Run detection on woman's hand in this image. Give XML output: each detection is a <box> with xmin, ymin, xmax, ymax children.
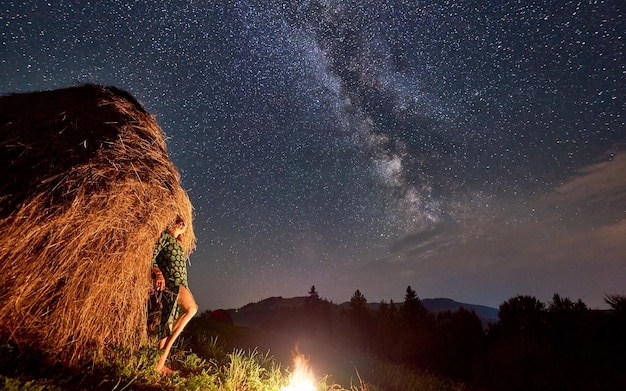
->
<box><xmin>153</xmin><ymin>268</ymin><xmax>165</xmax><ymax>291</ymax></box>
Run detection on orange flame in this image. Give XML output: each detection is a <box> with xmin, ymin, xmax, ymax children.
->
<box><xmin>282</xmin><ymin>353</ymin><xmax>317</xmax><ymax>391</ymax></box>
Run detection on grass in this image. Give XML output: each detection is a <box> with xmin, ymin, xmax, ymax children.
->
<box><xmin>0</xmin><ymin>321</ymin><xmax>474</xmax><ymax>391</ymax></box>
<box><xmin>356</xmin><ymin>360</ymin><xmax>474</xmax><ymax>391</ymax></box>
<box><xmin>0</xmin><ymin>340</ymin><xmax>351</xmax><ymax>391</ymax></box>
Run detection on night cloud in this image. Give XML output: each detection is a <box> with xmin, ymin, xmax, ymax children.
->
<box><xmin>368</xmin><ymin>151</ymin><xmax>626</xmax><ymax>308</ymax></box>
<box><xmin>539</xmin><ymin>150</ymin><xmax>626</xmax><ymax>226</ymax></box>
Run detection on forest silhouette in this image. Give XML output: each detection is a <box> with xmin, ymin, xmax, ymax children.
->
<box><xmin>199</xmin><ymin>287</ymin><xmax>626</xmax><ymax>391</ymax></box>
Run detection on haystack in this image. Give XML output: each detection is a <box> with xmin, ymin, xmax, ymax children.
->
<box><xmin>0</xmin><ymin>84</ymin><xmax>195</xmax><ymax>365</ymax></box>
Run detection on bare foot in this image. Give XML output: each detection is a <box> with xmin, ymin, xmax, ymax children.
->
<box><xmin>157</xmin><ymin>365</ymin><xmax>174</xmax><ymax>375</ymax></box>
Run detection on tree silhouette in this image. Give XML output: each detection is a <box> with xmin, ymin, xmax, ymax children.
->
<box><xmin>305</xmin><ymin>285</ymin><xmax>321</xmax><ymax>308</ymax></box>
<box><xmin>404</xmin><ymin>285</ymin><xmax>417</xmax><ymax>301</ymax></box>
<box><xmin>548</xmin><ymin>293</ymin><xmax>587</xmax><ymax>312</ymax></box>
<box><xmin>308</xmin><ymin>285</ymin><xmax>319</xmax><ymax>300</ymax></box>
<box><xmin>350</xmin><ymin>289</ymin><xmax>367</xmax><ymax>311</ymax></box>
<box><xmin>604</xmin><ymin>294</ymin><xmax>626</xmax><ymax>312</ymax></box>
<box><xmin>347</xmin><ymin>289</ymin><xmax>372</xmax><ymax>349</ymax></box>
<box><xmin>401</xmin><ymin>285</ymin><xmax>426</xmax><ymax>326</ymax></box>
<box><xmin>434</xmin><ymin>308</ymin><xmax>485</xmax><ymax>381</ymax></box>
<box><xmin>497</xmin><ymin>294</ymin><xmax>545</xmax><ymax>335</ymax></box>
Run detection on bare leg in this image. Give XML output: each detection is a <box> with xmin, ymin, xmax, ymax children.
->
<box><xmin>158</xmin><ymin>337</ymin><xmax>167</xmax><ymax>350</ymax></box>
<box><xmin>155</xmin><ymin>286</ymin><xmax>198</xmax><ymax>373</ymax></box>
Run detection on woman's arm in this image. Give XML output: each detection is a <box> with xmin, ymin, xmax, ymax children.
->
<box><xmin>152</xmin><ymin>233</ymin><xmax>168</xmax><ymax>291</ymax></box>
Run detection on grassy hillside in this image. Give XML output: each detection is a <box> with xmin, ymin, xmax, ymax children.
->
<box><xmin>1</xmin><ymin>318</ymin><xmax>474</xmax><ymax>391</ymax></box>
<box><xmin>186</xmin><ymin>316</ymin><xmax>475</xmax><ymax>391</ymax></box>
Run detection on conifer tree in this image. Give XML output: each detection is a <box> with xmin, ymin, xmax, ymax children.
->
<box><xmin>308</xmin><ymin>285</ymin><xmax>319</xmax><ymax>300</ymax></box>
<box><xmin>401</xmin><ymin>285</ymin><xmax>426</xmax><ymax>325</ymax></box>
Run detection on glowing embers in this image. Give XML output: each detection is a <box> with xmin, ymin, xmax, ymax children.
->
<box><xmin>282</xmin><ymin>353</ymin><xmax>316</xmax><ymax>391</ymax></box>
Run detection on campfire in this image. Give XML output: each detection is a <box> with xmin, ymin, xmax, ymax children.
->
<box><xmin>282</xmin><ymin>353</ymin><xmax>317</xmax><ymax>391</ymax></box>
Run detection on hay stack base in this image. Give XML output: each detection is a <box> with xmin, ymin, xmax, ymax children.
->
<box><xmin>0</xmin><ymin>84</ymin><xmax>195</xmax><ymax>365</ymax></box>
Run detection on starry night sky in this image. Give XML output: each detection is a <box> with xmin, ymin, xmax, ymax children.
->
<box><xmin>2</xmin><ymin>1</ymin><xmax>625</xmax><ymax>310</ymax></box>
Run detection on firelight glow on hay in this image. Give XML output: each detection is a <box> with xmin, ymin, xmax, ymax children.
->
<box><xmin>282</xmin><ymin>354</ymin><xmax>317</xmax><ymax>391</ymax></box>
<box><xmin>0</xmin><ymin>84</ymin><xmax>195</xmax><ymax>365</ymax></box>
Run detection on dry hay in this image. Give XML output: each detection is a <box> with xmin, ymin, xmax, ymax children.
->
<box><xmin>0</xmin><ymin>84</ymin><xmax>195</xmax><ymax>365</ymax></box>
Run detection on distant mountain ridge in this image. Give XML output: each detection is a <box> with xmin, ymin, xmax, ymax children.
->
<box><xmin>422</xmin><ymin>298</ymin><xmax>499</xmax><ymax>321</ymax></box>
<box><xmin>227</xmin><ymin>296</ymin><xmax>498</xmax><ymax>329</ymax></box>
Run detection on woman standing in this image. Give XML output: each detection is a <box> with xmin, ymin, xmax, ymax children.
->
<box><xmin>152</xmin><ymin>216</ymin><xmax>198</xmax><ymax>374</ymax></box>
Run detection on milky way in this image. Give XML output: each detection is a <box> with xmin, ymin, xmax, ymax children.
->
<box><xmin>2</xmin><ymin>1</ymin><xmax>625</xmax><ymax>309</ymax></box>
